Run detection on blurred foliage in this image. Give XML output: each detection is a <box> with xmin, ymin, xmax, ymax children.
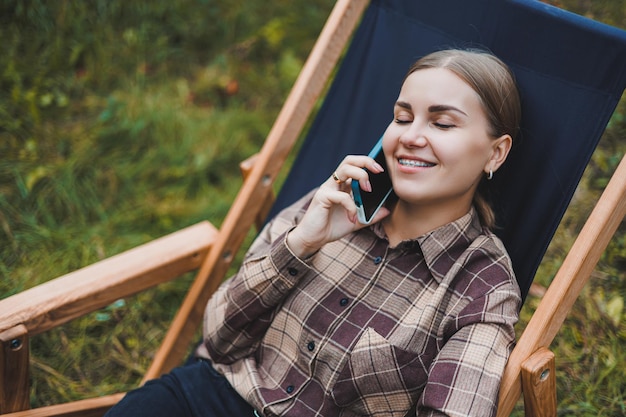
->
<box><xmin>0</xmin><ymin>0</ymin><xmax>331</xmax><ymax>281</ymax></box>
<box><xmin>0</xmin><ymin>0</ymin><xmax>624</xmax><ymax>414</ymax></box>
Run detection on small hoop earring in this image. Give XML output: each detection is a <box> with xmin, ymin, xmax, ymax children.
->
<box><xmin>487</xmin><ymin>169</ymin><xmax>493</xmax><ymax>180</ymax></box>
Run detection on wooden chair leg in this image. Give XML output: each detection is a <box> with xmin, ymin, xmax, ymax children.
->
<box><xmin>521</xmin><ymin>347</ymin><xmax>556</xmax><ymax>417</ymax></box>
<box><xmin>0</xmin><ymin>325</ymin><xmax>30</xmax><ymax>413</ymax></box>
<box><xmin>240</xmin><ymin>154</ymin><xmax>276</xmax><ymax>231</ymax></box>
<box><xmin>1</xmin><ymin>393</ymin><xmax>125</xmax><ymax>417</ymax></box>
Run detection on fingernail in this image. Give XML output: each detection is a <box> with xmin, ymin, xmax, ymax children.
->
<box><xmin>364</xmin><ymin>180</ymin><xmax>372</xmax><ymax>192</ymax></box>
<box><xmin>373</xmin><ymin>162</ymin><xmax>384</xmax><ymax>172</ymax></box>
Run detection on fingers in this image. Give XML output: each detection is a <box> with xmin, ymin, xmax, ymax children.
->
<box><xmin>330</xmin><ymin>155</ymin><xmax>385</xmax><ymax>190</ymax></box>
<box><xmin>290</xmin><ymin>154</ymin><xmax>389</xmax><ymax>254</ymax></box>
<box><xmin>322</xmin><ymin>187</ymin><xmax>359</xmax><ymax>220</ymax></box>
<box><xmin>323</xmin><ymin>154</ymin><xmax>388</xmax><ymax>221</ymax></box>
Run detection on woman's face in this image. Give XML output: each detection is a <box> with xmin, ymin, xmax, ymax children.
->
<box><xmin>382</xmin><ymin>67</ymin><xmax>504</xmax><ymax>218</ymax></box>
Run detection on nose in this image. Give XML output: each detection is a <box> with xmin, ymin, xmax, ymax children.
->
<box><xmin>398</xmin><ymin>121</ymin><xmax>428</xmax><ymax>148</ymax></box>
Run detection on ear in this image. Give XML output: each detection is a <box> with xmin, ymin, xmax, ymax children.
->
<box><xmin>485</xmin><ymin>134</ymin><xmax>512</xmax><ymax>174</ymax></box>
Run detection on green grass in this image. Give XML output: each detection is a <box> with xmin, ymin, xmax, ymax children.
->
<box><xmin>1</xmin><ymin>0</ymin><xmax>625</xmax><ymax>414</ymax></box>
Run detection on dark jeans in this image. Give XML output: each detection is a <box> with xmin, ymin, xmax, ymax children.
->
<box><xmin>104</xmin><ymin>359</ymin><xmax>258</xmax><ymax>417</ymax></box>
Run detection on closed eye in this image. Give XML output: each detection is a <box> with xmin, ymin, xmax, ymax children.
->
<box><xmin>395</xmin><ymin>118</ymin><xmax>412</xmax><ymax>125</ymax></box>
<box><xmin>433</xmin><ymin>122</ymin><xmax>455</xmax><ymax>129</ymax></box>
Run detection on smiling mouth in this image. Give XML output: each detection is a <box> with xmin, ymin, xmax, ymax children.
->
<box><xmin>398</xmin><ymin>158</ymin><xmax>436</xmax><ymax>168</ymax></box>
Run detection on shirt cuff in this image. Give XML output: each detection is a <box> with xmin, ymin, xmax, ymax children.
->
<box><xmin>269</xmin><ymin>229</ymin><xmax>316</xmax><ymax>291</ymax></box>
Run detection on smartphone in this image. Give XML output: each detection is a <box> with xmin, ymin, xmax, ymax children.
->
<box><xmin>351</xmin><ymin>136</ymin><xmax>395</xmax><ymax>224</ymax></box>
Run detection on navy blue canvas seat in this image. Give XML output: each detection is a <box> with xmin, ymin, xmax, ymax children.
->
<box><xmin>273</xmin><ymin>0</ymin><xmax>626</xmax><ymax>299</ymax></box>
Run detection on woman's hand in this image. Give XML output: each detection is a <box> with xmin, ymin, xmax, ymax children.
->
<box><xmin>286</xmin><ymin>155</ymin><xmax>390</xmax><ymax>258</ymax></box>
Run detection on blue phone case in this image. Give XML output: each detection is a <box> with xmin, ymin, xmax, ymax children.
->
<box><xmin>351</xmin><ymin>136</ymin><xmax>394</xmax><ymax>224</ymax></box>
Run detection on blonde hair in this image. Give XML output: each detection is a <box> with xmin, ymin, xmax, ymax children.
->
<box><xmin>406</xmin><ymin>49</ymin><xmax>521</xmax><ymax>229</ymax></box>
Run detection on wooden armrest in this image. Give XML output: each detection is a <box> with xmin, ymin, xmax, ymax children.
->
<box><xmin>0</xmin><ymin>221</ymin><xmax>217</xmax><ymax>337</ymax></box>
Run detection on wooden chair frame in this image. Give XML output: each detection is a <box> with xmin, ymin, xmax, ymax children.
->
<box><xmin>1</xmin><ymin>1</ymin><xmax>624</xmax><ymax>416</ymax></box>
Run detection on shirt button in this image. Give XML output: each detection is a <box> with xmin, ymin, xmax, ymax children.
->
<box><xmin>373</xmin><ymin>256</ymin><xmax>383</xmax><ymax>264</ymax></box>
<box><xmin>339</xmin><ymin>298</ymin><xmax>349</xmax><ymax>306</ymax></box>
<box><xmin>286</xmin><ymin>385</ymin><xmax>295</xmax><ymax>393</ymax></box>
<box><xmin>287</xmin><ymin>267</ymin><xmax>298</xmax><ymax>276</ymax></box>
<box><xmin>307</xmin><ymin>341</ymin><xmax>315</xmax><ymax>351</ymax></box>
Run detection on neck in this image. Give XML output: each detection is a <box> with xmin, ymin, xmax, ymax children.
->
<box><xmin>383</xmin><ymin>200</ymin><xmax>472</xmax><ymax>246</ymax></box>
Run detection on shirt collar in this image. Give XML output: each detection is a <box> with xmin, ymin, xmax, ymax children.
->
<box><xmin>371</xmin><ymin>207</ymin><xmax>484</xmax><ymax>283</ymax></box>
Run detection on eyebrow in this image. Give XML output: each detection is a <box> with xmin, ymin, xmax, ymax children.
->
<box><xmin>395</xmin><ymin>101</ymin><xmax>412</xmax><ymax>110</ymax></box>
<box><xmin>395</xmin><ymin>101</ymin><xmax>468</xmax><ymax>117</ymax></box>
<box><xmin>428</xmin><ymin>104</ymin><xmax>468</xmax><ymax>117</ymax></box>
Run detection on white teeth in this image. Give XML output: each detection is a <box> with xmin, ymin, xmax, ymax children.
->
<box><xmin>398</xmin><ymin>158</ymin><xmax>435</xmax><ymax>167</ymax></box>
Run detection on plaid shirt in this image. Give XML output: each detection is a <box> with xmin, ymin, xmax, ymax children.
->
<box><xmin>201</xmin><ymin>191</ymin><xmax>521</xmax><ymax>417</ymax></box>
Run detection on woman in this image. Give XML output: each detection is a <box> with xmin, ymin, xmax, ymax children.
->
<box><xmin>106</xmin><ymin>48</ymin><xmax>522</xmax><ymax>417</ymax></box>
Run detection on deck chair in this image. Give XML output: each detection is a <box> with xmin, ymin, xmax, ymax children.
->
<box><xmin>1</xmin><ymin>0</ymin><xmax>625</xmax><ymax>416</ymax></box>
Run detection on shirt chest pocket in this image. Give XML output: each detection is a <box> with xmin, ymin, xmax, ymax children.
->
<box><xmin>330</xmin><ymin>327</ymin><xmax>430</xmax><ymax>416</ymax></box>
